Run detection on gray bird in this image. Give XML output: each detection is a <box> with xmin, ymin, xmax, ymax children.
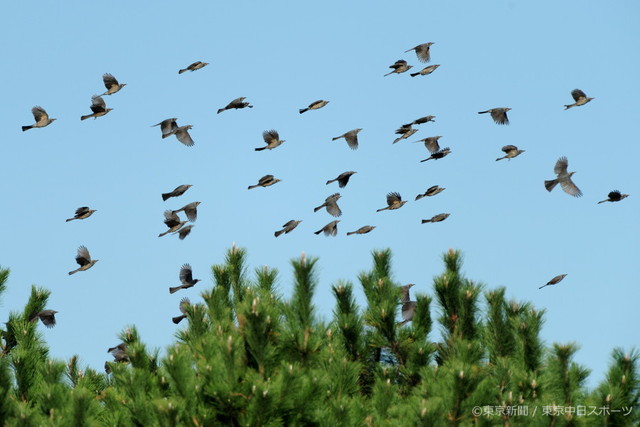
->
<box><xmin>413</xmin><ymin>136</ymin><xmax>442</xmax><ymax>153</ymax></box>
<box><xmin>332</xmin><ymin>128</ymin><xmax>362</xmax><ymax>150</ymax></box>
<box><xmin>420</xmin><ymin>147</ymin><xmax>451</xmax><ymax>162</ymax></box>
<box><xmin>22</xmin><ymin>106</ymin><xmax>56</xmax><ymax>131</ymax></box>
<box><xmin>544</xmin><ymin>157</ymin><xmax>582</xmax><ymax>197</ymax></box>
<box><xmin>405</xmin><ymin>42</ymin><xmax>434</xmax><ymax>63</ymax></box>
<box><xmin>405</xmin><ymin>115</ymin><xmax>436</xmax><ymax>127</ymax></box>
<box><xmin>217</xmin><ymin>97</ymin><xmax>253</xmax><ymax>114</ymax></box>
<box><xmin>415</xmin><ymin>185</ymin><xmax>445</xmax><ymax>201</ymax></box>
<box><xmin>172</xmin><ymin>298</ymin><xmax>191</xmax><ymax>324</ymax></box>
<box><xmin>377</xmin><ymin>192</ymin><xmax>407</xmax><ymax>212</ymax></box>
<box><xmin>68</xmin><ymin>246</ymin><xmax>98</xmax><ymax>275</ymax></box>
<box><xmin>162</xmin><ymin>184</ymin><xmax>192</xmax><ymax>201</ymax></box>
<box><xmin>384</xmin><ymin>60</ymin><xmax>412</xmax><ymax>76</ymax></box>
<box><xmin>179</xmin><ymin>61</ymin><xmax>209</xmax><ymax>74</ymax></box>
<box><xmin>159</xmin><ymin>210</ymin><xmax>187</xmax><ymax>237</ymax></box>
<box><xmin>29</xmin><ymin>310</ymin><xmax>58</xmax><ymax>328</ymax></box>
<box><xmin>81</xmin><ymin>95</ymin><xmax>112</xmax><ymax>120</ymax></box>
<box><xmin>175</xmin><ymin>224</ymin><xmax>194</xmax><ymax>240</ymax></box>
<box><xmin>173</xmin><ymin>125</ymin><xmax>195</xmax><ymax>147</ymax></box>
<box><xmin>172</xmin><ymin>201</ymin><xmax>201</xmax><ymax>222</ymax></box>
<box><xmin>398</xmin><ymin>284</ymin><xmax>416</xmax><ymax>326</ymax></box>
<box><xmin>314</xmin><ymin>220</ymin><xmax>340</xmax><ymax>236</ymax></box>
<box><xmin>598</xmin><ymin>190</ymin><xmax>629</xmax><ymax>204</ymax></box>
<box><xmin>410</xmin><ymin>64</ymin><xmax>440</xmax><ymax>77</ymax></box>
<box><xmin>326</xmin><ymin>171</ymin><xmax>357</xmax><ymax>188</ymax></box>
<box><xmin>478</xmin><ymin>108</ymin><xmax>511</xmax><ymax>125</ymax></box>
<box><xmin>102</xmin><ymin>73</ymin><xmax>126</xmax><ymax>95</ymax></box>
<box><xmin>539</xmin><ymin>274</ymin><xmax>567</xmax><ymax>289</ymax></box>
<box><xmin>248</xmin><ymin>175</ymin><xmax>281</xmax><ymax>189</ymax></box>
<box><xmin>169</xmin><ymin>264</ymin><xmax>201</xmax><ymax>294</ymax></box>
<box><xmin>314</xmin><ymin>193</ymin><xmax>342</xmax><ymax>217</ymax></box>
<box><xmin>346</xmin><ymin>225</ymin><xmax>376</xmax><ymax>236</ymax></box>
<box><xmin>565</xmin><ymin>89</ymin><xmax>594</xmax><ymax>110</ymax></box>
<box><xmin>107</xmin><ymin>343</ymin><xmax>129</xmax><ymax>362</ymax></box>
<box><xmin>275</xmin><ymin>220</ymin><xmax>302</xmax><ymax>237</ymax></box>
<box><xmin>66</xmin><ymin>207</ymin><xmax>97</xmax><ymax>222</ymax></box>
<box><xmin>392</xmin><ymin>125</ymin><xmax>418</xmax><ymax>144</ymax></box>
<box><xmin>255</xmin><ymin>130</ymin><xmax>285</xmax><ymax>151</ymax></box>
<box><xmin>496</xmin><ymin>145</ymin><xmax>525</xmax><ymax>161</ymax></box>
<box><xmin>299</xmin><ymin>100</ymin><xmax>329</xmax><ymax>114</ymax></box>
<box><xmin>421</xmin><ymin>213</ymin><xmax>450</xmax><ymax>223</ymax></box>
<box><xmin>152</xmin><ymin>118</ymin><xmax>178</xmax><ymax>139</ymax></box>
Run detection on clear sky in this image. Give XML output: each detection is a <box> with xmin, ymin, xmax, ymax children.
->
<box><xmin>1</xmin><ymin>1</ymin><xmax>638</xmax><ymax>388</ymax></box>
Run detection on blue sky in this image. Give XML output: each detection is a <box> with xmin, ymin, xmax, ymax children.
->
<box><xmin>1</xmin><ymin>1</ymin><xmax>638</xmax><ymax>388</ymax></box>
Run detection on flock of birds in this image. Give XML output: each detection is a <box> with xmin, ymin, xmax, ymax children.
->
<box><xmin>19</xmin><ymin>43</ymin><xmax>630</xmax><ymax>363</ymax></box>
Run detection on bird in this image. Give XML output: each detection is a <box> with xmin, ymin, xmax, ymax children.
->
<box><xmin>173</xmin><ymin>125</ymin><xmax>195</xmax><ymax>147</ymax></box>
<box><xmin>405</xmin><ymin>115</ymin><xmax>436</xmax><ymax>127</ymax></box>
<box><xmin>107</xmin><ymin>343</ymin><xmax>129</xmax><ymax>362</ymax></box>
<box><xmin>81</xmin><ymin>95</ymin><xmax>112</xmax><ymax>120</ymax></box>
<box><xmin>175</xmin><ymin>224</ymin><xmax>194</xmax><ymax>240</ymax></box>
<box><xmin>598</xmin><ymin>190</ymin><xmax>629</xmax><ymax>204</ymax></box>
<box><xmin>413</xmin><ymin>136</ymin><xmax>442</xmax><ymax>153</ymax></box>
<box><xmin>275</xmin><ymin>220</ymin><xmax>303</xmax><ymax>237</ymax></box>
<box><xmin>68</xmin><ymin>246</ymin><xmax>98</xmax><ymax>275</ymax></box>
<box><xmin>314</xmin><ymin>193</ymin><xmax>342</xmax><ymax>217</ymax></box>
<box><xmin>169</xmin><ymin>264</ymin><xmax>201</xmax><ymax>294</ymax></box>
<box><xmin>172</xmin><ymin>298</ymin><xmax>191</xmax><ymax>324</ymax></box>
<box><xmin>172</xmin><ymin>201</ymin><xmax>201</xmax><ymax>222</ymax></box>
<box><xmin>22</xmin><ymin>106</ymin><xmax>56</xmax><ymax>131</ymax></box>
<box><xmin>152</xmin><ymin>118</ymin><xmax>178</xmax><ymax>139</ymax></box>
<box><xmin>346</xmin><ymin>225</ymin><xmax>376</xmax><ymax>236</ymax></box>
<box><xmin>539</xmin><ymin>274</ymin><xmax>567</xmax><ymax>289</ymax></box>
<box><xmin>102</xmin><ymin>73</ymin><xmax>126</xmax><ymax>95</ymax></box>
<box><xmin>66</xmin><ymin>207</ymin><xmax>97</xmax><ymax>222</ymax></box>
<box><xmin>496</xmin><ymin>145</ymin><xmax>525</xmax><ymax>161</ymax></box>
<box><xmin>405</xmin><ymin>42</ymin><xmax>434</xmax><ymax>63</ymax></box>
<box><xmin>420</xmin><ymin>147</ymin><xmax>451</xmax><ymax>162</ymax></box>
<box><xmin>314</xmin><ymin>220</ymin><xmax>340</xmax><ymax>236</ymax></box>
<box><xmin>179</xmin><ymin>61</ymin><xmax>209</xmax><ymax>74</ymax></box>
<box><xmin>162</xmin><ymin>184</ymin><xmax>192</xmax><ymax>201</ymax></box>
<box><xmin>159</xmin><ymin>210</ymin><xmax>187</xmax><ymax>237</ymax></box>
<box><xmin>384</xmin><ymin>60</ymin><xmax>412</xmax><ymax>76</ymax></box>
<box><xmin>29</xmin><ymin>310</ymin><xmax>58</xmax><ymax>328</ymax></box>
<box><xmin>255</xmin><ymin>130</ymin><xmax>285</xmax><ymax>151</ymax></box>
<box><xmin>377</xmin><ymin>192</ymin><xmax>407</xmax><ymax>212</ymax></box>
<box><xmin>478</xmin><ymin>108</ymin><xmax>511</xmax><ymax>125</ymax></box>
<box><xmin>299</xmin><ymin>100</ymin><xmax>329</xmax><ymax>114</ymax></box>
<box><xmin>544</xmin><ymin>157</ymin><xmax>582</xmax><ymax>197</ymax></box>
<box><xmin>421</xmin><ymin>213</ymin><xmax>450</xmax><ymax>223</ymax></box>
<box><xmin>410</xmin><ymin>64</ymin><xmax>440</xmax><ymax>77</ymax></box>
<box><xmin>248</xmin><ymin>175</ymin><xmax>281</xmax><ymax>189</ymax></box>
<box><xmin>564</xmin><ymin>89</ymin><xmax>594</xmax><ymax>110</ymax></box>
<box><xmin>415</xmin><ymin>185</ymin><xmax>445</xmax><ymax>201</ymax></box>
<box><xmin>332</xmin><ymin>129</ymin><xmax>362</xmax><ymax>150</ymax></box>
<box><xmin>398</xmin><ymin>284</ymin><xmax>416</xmax><ymax>326</ymax></box>
<box><xmin>326</xmin><ymin>171</ymin><xmax>357</xmax><ymax>188</ymax></box>
<box><xmin>392</xmin><ymin>125</ymin><xmax>418</xmax><ymax>144</ymax></box>
<box><xmin>217</xmin><ymin>97</ymin><xmax>253</xmax><ymax>114</ymax></box>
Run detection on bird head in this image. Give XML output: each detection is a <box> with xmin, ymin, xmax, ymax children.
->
<box><xmin>194</xmin><ymin>279</ymin><xmax>202</xmax><ymax>284</ymax></box>
<box><xmin>51</xmin><ymin>118</ymin><xmax>58</xmax><ymax>122</ymax></box>
<box><xmin>355</xmin><ymin>128</ymin><xmax>363</xmax><ymax>133</ymax></box>
<box><xmin>505</xmin><ymin>108</ymin><xmax>512</xmax><ymax>111</ymax></box>
<box><xmin>106</xmin><ymin>108</ymin><xmax>114</xmax><ymax>113</ymax></box>
<box><xmin>569</xmin><ymin>171</ymin><xmax>577</xmax><ymax>177</ymax></box>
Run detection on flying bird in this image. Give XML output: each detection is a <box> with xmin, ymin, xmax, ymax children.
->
<box><xmin>66</xmin><ymin>207</ymin><xmax>97</xmax><ymax>222</ymax></box>
<box><xmin>421</xmin><ymin>213</ymin><xmax>450</xmax><ymax>223</ymax></box>
<box><xmin>544</xmin><ymin>157</ymin><xmax>582</xmax><ymax>197</ymax></box>
<box><xmin>169</xmin><ymin>264</ymin><xmax>201</xmax><ymax>294</ymax></box>
<box><xmin>564</xmin><ymin>89</ymin><xmax>594</xmax><ymax>110</ymax></box>
<box><xmin>179</xmin><ymin>61</ymin><xmax>209</xmax><ymax>74</ymax></box>
<box><xmin>598</xmin><ymin>190</ymin><xmax>629</xmax><ymax>204</ymax></box>
<box><xmin>29</xmin><ymin>310</ymin><xmax>58</xmax><ymax>328</ymax></box>
<box><xmin>392</xmin><ymin>125</ymin><xmax>418</xmax><ymax>144</ymax></box>
<box><xmin>173</xmin><ymin>125</ymin><xmax>195</xmax><ymax>147</ymax></box>
<box><xmin>405</xmin><ymin>115</ymin><xmax>435</xmax><ymax>127</ymax></box>
<box><xmin>346</xmin><ymin>225</ymin><xmax>376</xmax><ymax>236</ymax></box>
<box><xmin>539</xmin><ymin>274</ymin><xmax>567</xmax><ymax>289</ymax></box>
<box><xmin>413</xmin><ymin>136</ymin><xmax>442</xmax><ymax>153</ymax></box>
<box><xmin>332</xmin><ymin>128</ymin><xmax>362</xmax><ymax>150</ymax></box>
<box><xmin>68</xmin><ymin>246</ymin><xmax>98</xmax><ymax>275</ymax></box>
<box><xmin>398</xmin><ymin>284</ymin><xmax>417</xmax><ymax>326</ymax></box>
<box><xmin>405</xmin><ymin>42</ymin><xmax>434</xmax><ymax>63</ymax></box>
<box><xmin>478</xmin><ymin>108</ymin><xmax>511</xmax><ymax>125</ymax></box>
<box><xmin>162</xmin><ymin>184</ymin><xmax>192</xmax><ymax>201</ymax></box>
<box><xmin>496</xmin><ymin>145</ymin><xmax>525</xmax><ymax>161</ymax></box>
<box><xmin>410</xmin><ymin>64</ymin><xmax>440</xmax><ymax>77</ymax></box>
<box><xmin>314</xmin><ymin>220</ymin><xmax>340</xmax><ymax>236</ymax></box>
<box><xmin>81</xmin><ymin>95</ymin><xmax>112</xmax><ymax>120</ymax></box>
<box><xmin>107</xmin><ymin>343</ymin><xmax>129</xmax><ymax>362</ymax></box>
<box><xmin>172</xmin><ymin>201</ymin><xmax>201</xmax><ymax>222</ymax></box>
<box><xmin>159</xmin><ymin>210</ymin><xmax>187</xmax><ymax>237</ymax></box>
<box><xmin>152</xmin><ymin>118</ymin><xmax>178</xmax><ymax>139</ymax></box>
<box><xmin>102</xmin><ymin>73</ymin><xmax>126</xmax><ymax>95</ymax></box>
<box><xmin>326</xmin><ymin>171</ymin><xmax>357</xmax><ymax>188</ymax></box>
<box><xmin>275</xmin><ymin>220</ymin><xmax>303</xmax><ymax>237</ymax></box>
<box><xmin>175</xmin><ymin>224</ymin><xmax>194</xmax><ymax>240</ymax></box>
<box><xmin>299</xmin><ymin>100</ymin><xmax>329</xmax><ymax>114</ymax></box>
<box><xmin>172</xmin><ymin>298</ymin><xmax>191</xmax><ymax>324</ymax></box>
<box><xmin>248</xmin><ymin>175</ymin><xmax>281</xmax><ymax>189</ymax></box>
<box><xmin>384</xmin><ymin>60</ymin><xmax>412</xmax><ymax>76</ymax></box>
<box><xmin>255</xmin><ymin>130</ymin><xmax>285</xmax><ymax>151</ymax></box>
<box><xmin>377</xmin><ymin>192</ymin><xmax>407</xmax><ymax>212</ymax></box>
<box><xmin>415</xmin><ymin>185</ymin><xmax>445</xmax><ymax>201</ymax></box>
<box><xmin>22</xmin><ymin>106</ymin><xmax>56</xmax><ymax>131</ymax></box>
<box><xmin>314</xmin><ymin>193</ymin><xmax>342</xmax><ymax>217</ymax></box>
<box><xmin>420</xmin><ymin>147</ymin><xmax>451</xmax><ymax>162</ymax></box>
<box><xmin>217</xmin><ymin>97</ymin><xmax>253</xmax><ymax>114</ymax></box>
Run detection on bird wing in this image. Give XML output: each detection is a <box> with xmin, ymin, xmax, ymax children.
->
<box><xmin>502</xmin><ymin>145</ymin><xmax>517</xmax><ymax>153</ymax></box>
<box><xmin>387</xmin><ymin>192</ymin><xmax>402</xmax><ymax>205</ymax></box>
<box><xmin>164</xmin><ymin>210</ymin><xmax>181</xmax><ymax>227</ymax></box>
<box><xmin>258</xmin><ymin>175</ymin><xmax>274</xmax><ymax>185</ymax></box>
<box><xmin>571</xmin><ymin>89</ymin><xmax>587</xmax><ymax>102</ymax></box>
<box><xmin>32</xmin><ymin>106</ymin><xmax>48</xmax><ymax>122</ymax></box>
<box><xmin>554</xmin><ymin>157</ymin><xmax>569</xmax><ymax>175</ymax></box>
<box><xmin>415</xmin><ymin>44</ymin><xmax>432</xmax><ymax>63</ymax></box>
<box><xmin>326</xmin><ymin>201</ymin><xmax>342</xmax><ymax>217</ymax></box>
<box><xmin>90</xmin><ymin>95</ymin><xmax>106</xmax><ymax>113</ymax></box>
<box><xmin>263</xmin><ymin>130</ymin><xmax>278</xmax><ymax>144</ymax></box>
<box><xmin>175</xmin><ymin>127</ymin><xmax>194</xmax><ymax>146</ymax></box>
<box><xmin>560</xmin><ymin>178</ymin><xmax>582</xmax><ymax>197</ymax></box>
<box><xmin>608</xmin><ymin>190</ymin><xmax>621</xmax><ymax>199</ymax></box>
<box><xmin>345</xmin><ymin>132</ymin><xmax>359</xmax><ymax>149</ymax></box>
<box><xmin>179</xmin><ymin>264</ymin><xmax>193</xmax><ymax>283</ymax></box>
<box><xmin>179</xmin><ymin>298</ymin><xmax>190</xmax><ymax>314</ymax></box>
<box><xmin>103</xmin><ymin>73</ymin><xmax>118</xmax><ymax>89</ymax></box>
<box><xmin>424</xmin><ymin>138</ymin><xmax>440</xmax><ymax>153</ymax></box>
<box><xmin>75</xmin><ymin>206</ymin><xmax>90</xmax><ymax>216</ymax></box>
<box><xmin>76</xmin><ymin>246</ymin><xmax>91</xmax><ymax>265</ymax></box>
<box><xmin>491</xmin><ymin>109</ymin><xmax>509</xmax><ymax>124</ymax></box>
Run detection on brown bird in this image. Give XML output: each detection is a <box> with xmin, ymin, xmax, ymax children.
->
<box><xmin>332</xmin><ymin>128</ymin><xmax>362</xmax><ymax>150</ymax></box>
<box><xmin>420</xmin><ymin>147</ymin><xmax>451</xmax><ymax>162</ymax></box>
<box><xmin>152</xmin><ymin>118</ymin><xmax>178</xmax><ymax>139</ymax></box>
<box><xmin>598</xmin><ymin>190</ymin><xmax>629</xmax><ymax>204</ymax></box>
<box><xmin>169</xmin><ymin>264</ymin><xmax>201</xmax><ymax>294</ymax></box>
<box><xmin>179</xmin><ymin>61</ymin><xmax>209</xmax><ymax>74</ymax></box>
<box><xmin>217</xmin><ymin>97</ymin><xmax>253</xmax><ymax>114</ymax></box>
<box><xmin>81</xmin><ymin>95</ymin><xmax>112</xmax><ymax>120</ymax></box>
<box><xmin>398</xmin><ymin>284</ymin><xmax>416</xmax><ymax>326</ymax></box>
<box><xmin>564</xmin><ymin>89</ymin><xmax>594</xmax><ymax>110</ymax></box>
<box><xmin>405</xmin><ymin>115</ymin><xmax>436</xmax><ymax>127</ymax></box>
<box><xmin>377</xmin><ymin>192</ymin><xmax>407</xmax><ymax>212</ymax></box>
<box><xmin>384</xmin><ymin>59</ymin><xmax>412</xmax><ymax>76</ymax></box>
<box><xmin>415</xmin><ymin>185</ymin><xmax>445</xmax><ymax>201</ymax></box>
<box><xmin>173</xmin><ymin>125</ymin><xmax>195</xmax><ymax>147</ymax></box>
<box><xmin>314</xmin><ymin>193</ymin><xmax>342</xmax><ymax>217</ymax></box>
<box><xmin>346</xmin><ymin>225</ymin><xmax>376</xmax><ymax>236</ymax></box>
<box><xmin>66</xmin><ymin>207</ymin><xmax>97</xmax><ymax>222</ymax></box>
<box><xmin>275</xmin><ymin>220</ymin><xmax>303</xmax><ymax>237</ymax></box>
<box><xmin>410</xmin><ymin>64</ymin><xmax>440</xmax><ymax>77</ymax></box>
<box><xmin>162</xmin><ymin>184</ymin><xmax>192</xmax><ymax>201</ymax></box>
<box><xmin>496</xmin><ymin>145</ymin><xmax>525</xmax><ymax>161</ymax></box>
<box><xmin>544</xmin><ymin>157</ymin><xmax>582</xmax><ymax>197</ymax></box>
<box><xmin>102</xmin><ymin>73</ymin><xmax>126</xmax><ymax>95</ymax></box>
<box><xmin>107</xmin><ymin>343</ymin><xmax>129</xmax><ymax>362</ymax></box>
<box><xmin>392</xmin><ymin>125</ymin><xmax>418</xmax><ymax>144</ymax></box>
<box><xmin>248</xmin><ymin>175</ymin><xmax>281</xmax><ymax>189</ymax></box>
<box><xmin>478</xmin><ymin>108</ymin><xmax>511</xmax><ymax>125</ymax></box>
<box><xmin>29</xmin><ymin>310</ymin><xmax>58</xmax><ymax>328</ymax></box>
<box><xmin>405</xmin><ymin>42</ymin><xmax>434</xmax><ymax>63</ymax></box>
<box><xmin>326</xmin><ymin>171</ymin><xmax>357</xmax><ymax>188</ymax></box>
<box><xmin>175</xmin><ymin>224</ymin><xmax>194</xmax><ymax>240</ymax></box>
<box><xmin>314</xmin><ymin>220</ymin><xmax>340</xmax><ymax>236</ymax></box>
<box><xmin>159</xmin><ymin>210</ymin><xmax>187</xmax><ymax>237</ymax></box>
<box><xmin>255</xmin><ymin>130</ymin><xmax>285</xmax><ymax>151</ymax></box>
<box><xmin>68</xmin><ymin>246</ymin><xmax>98</xmax><ymax>275</ymax></box>
<box><xmin>172</xmin><ymin>201</ymin><xmax>200</xmax><ymax>222</ymax></box>
<box><xmin>172</xmin><ymin>298</ymin><xmax>191</xmax><ymax>324</ymax></box>
<box><xmin>421</xmin><ymin>213</ymin><xmax>450</xmax><ymax>223</ymax></box>
<box><xmin>413</xmin><ymin>136</ymin><xmax>442</xmax><ymax>153</ymax></box>
<box><xmin>22</xmin><ymin>106</ymin><xmax>56</xmax><ymax>131</ymax></box>
<box><xmin>539</xmin><ymin>274</ymin><xmax>567</xmax><ymax>289</ymax></box>
<box><xmin>299</xmin><ymin>100</ymin><xmax>329</xmax><ymax>114</ymax></box>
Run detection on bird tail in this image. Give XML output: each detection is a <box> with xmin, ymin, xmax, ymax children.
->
<box><xmin>162</xmin><ymin>193</ymin><xmax>171</xmax><ymax>201</ymax></box>
<box><xmin>254</xmin><ymin>146</ymin><xmax>266</xmax><ymax>151</ymax></box>
<box><xmin>410</xmin><ymin>72</ymin><xmax>419</xmax><ymax>77</ymax></box>
<box><xmin>331</xmin><ymin>136</ymin><xmax>341</xmax><ymax>141</ymax></box>
<box><xmin>217</xmin><ymin>109</ymin><xmax>225</xmax><ymax>114</ymax></box>
<box><xmin>325</xmin><ymin>179</ymin><xmax>336</xmax><ymax>185</ymax></box>
<box><xmin>415</xmin><ymin>194</ymin><xmax>424</xmax><ymax>201</ymax></box>
<box><xmin>564</xmin><ymin>104</ymin><xmax>573</xmax><ymax>110</ymax></box>
<box><xmin>383</xmin><ymin>71</ymin><xmax>393</xmax><ymax>77</ymax></box>
<box><xmin>172</xmin><ymin>315</ymin><xmax>186</xmax><ymax>324</ymax></box>
<box><xmin>169</xmin><ymin>286</ymin><xmax>182</xmax><ymax>294</ymax></box>
<box><xmin>274</xmin><ymin>229</ymin><xmax>285</xmax><ymax>238</ymax></box>
<box><xmin>376</xmin><ymin>208</ymin><xmax>386</xmax><ymax>212</ymax></box>
<box><xmin>158</xmin><ymin>230</ymin><xmax>171</xmax><ymax>237</ymax></box>
<box><xmin>178</xmin><ymin>69</ymin><xmax>187</xmax><ymax>74</ymax></box>
<box><xmin>538</xmin><ymin>284</ymin><xmax>549</xmax><ymax>289</ymax></box>
<box><xmin>421</xmin><ymin>219</ymin><xmax>431</xmax><ymax>224</ymax></box>
<box><xmin>299</xmin><ymin>108</ymin><xmax>308</xmax><ymax>114</ymax></box>
<box><xmin>478</xmin><ymin>111</ymin><xmax>489</xmax><ymax>114</ymax></box>
<box><xmin>420</xmin><ymin>158</ymin><xmax>431</xmax><ymax>163</ymax></box>
<box><xmin>65</xmin><ymin>218</ymin><xmax>75</xmax><ymax>222</ymax></box>
<box><xmin>313</xmin><ymin>205</ymin><xmax>323</xmax><ymax>212</ymax></box>
<box><xmin>68</xmin><ymin>269</ymin><xmax>78</xmax><ymax>275</ymax></box>
<box><xmin>22</xmin><ymin>125</ymin><xmax>32</xmax><ymax>131</ymax></box>
<box><xmin>346</xmin><ymin>231</ymin><xmax>355</xmax><ymax>236</ymax></box>
<box><xmin>313</xmin><ymin>229</ymin><xmax>322</xmax><ymax>235</ymax></box>
<box><xmin>248</xmin><ymin>185</ymin><xmax>258</xmax><ymax>190</ymax></box>
<box><xmin>597</xmin><ymin>199</ymin><xmax>607</xmax><ymax>204</ymax></box>
<box><xmin>544</xmin><ymin>179</ymin><xmax>558</xmax><ymax>192</ymax></box>
<box><xmin>496</xmin><ymin>156</ymin><xmax>505</xmax><ymax>161</ymax></box>
<box><xmin>80</xmin><ymin>114</ymin><xmax>92</xmax><ymax>121</ymax></box>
